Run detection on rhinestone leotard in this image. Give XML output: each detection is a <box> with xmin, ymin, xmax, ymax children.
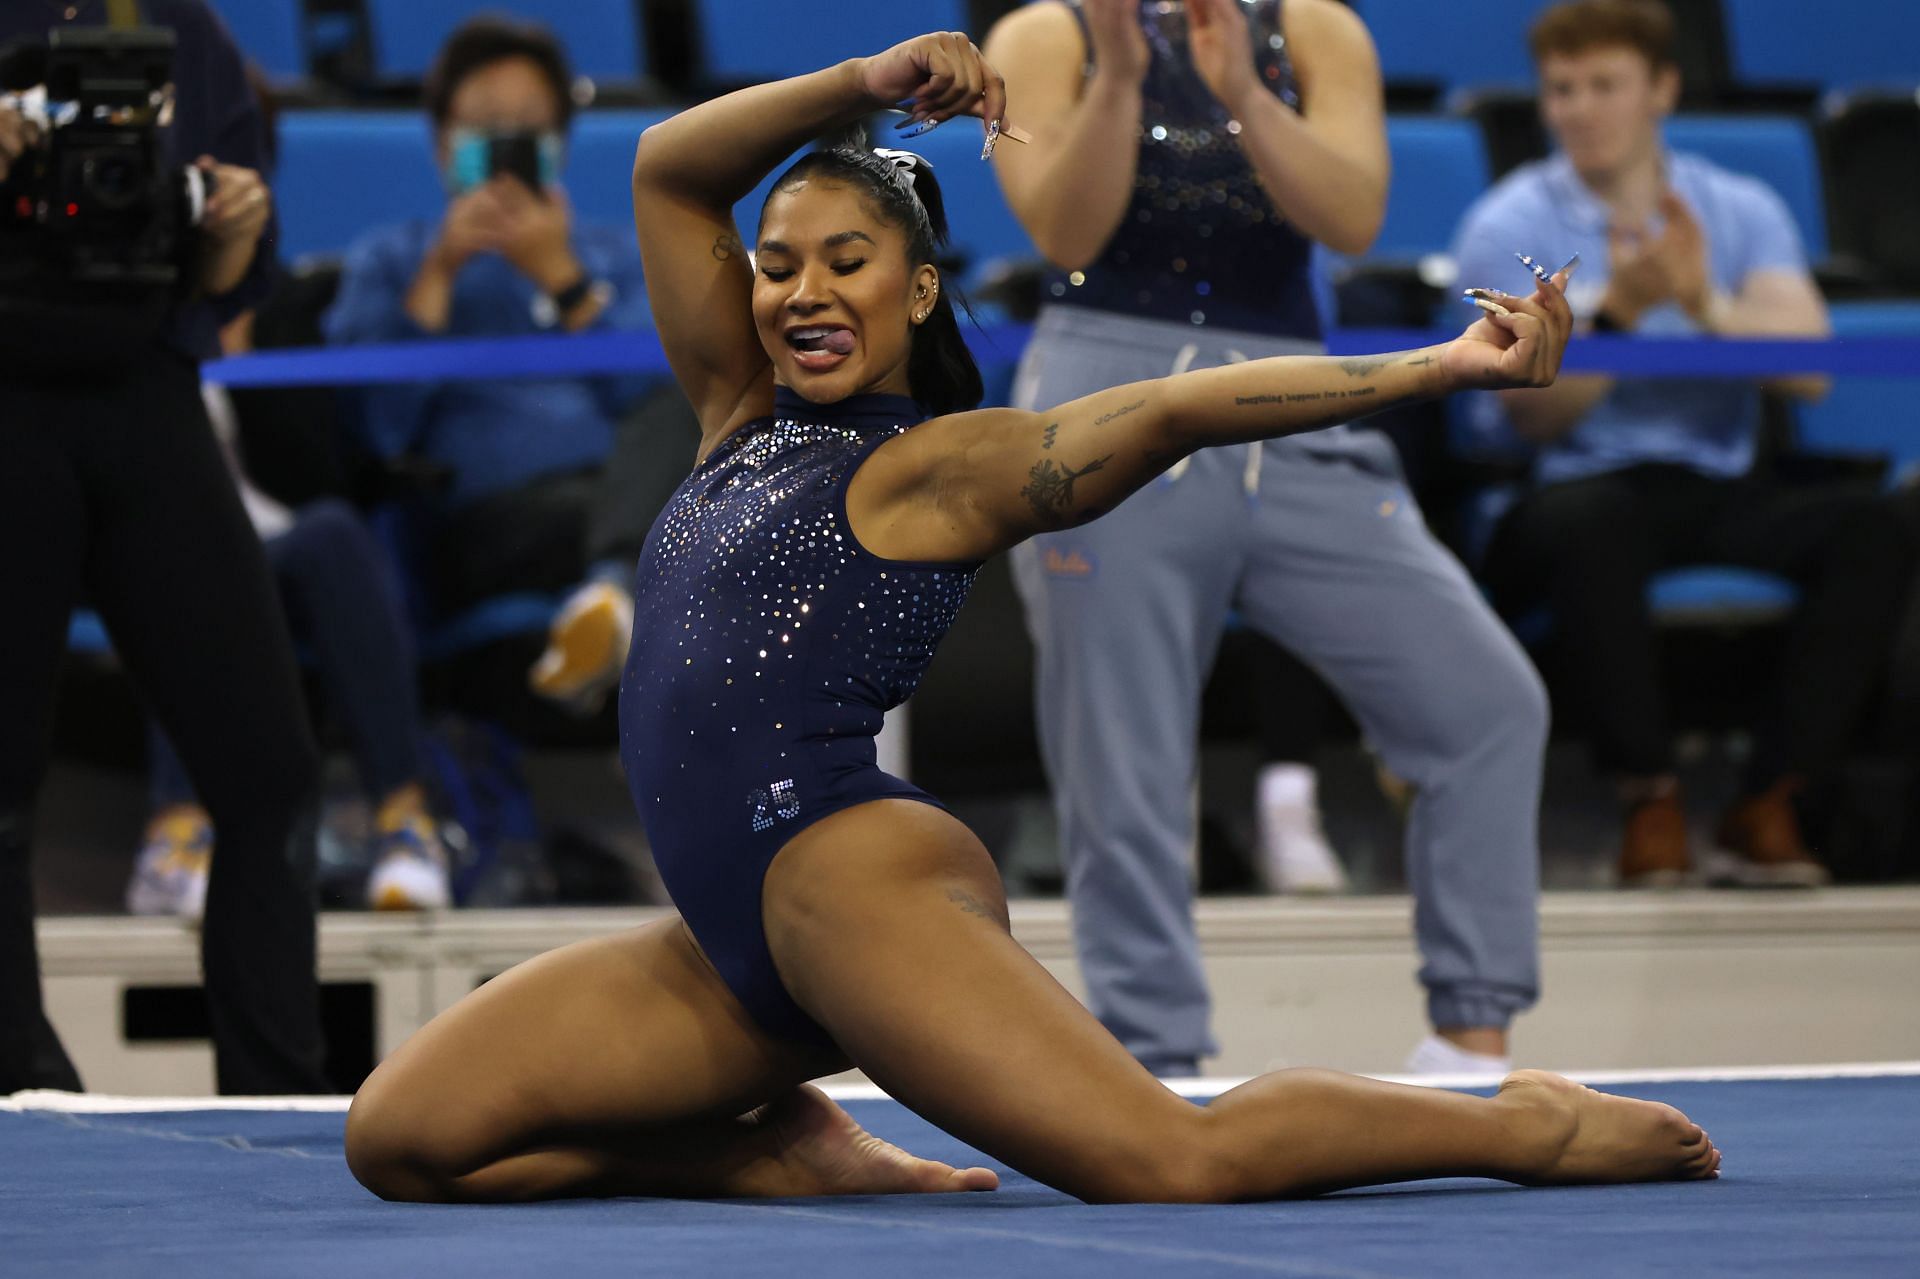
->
<box><xmin>618</xmin><ymin>388</ymin><xmax>978</xmax><ymax>1044</ymax></box>
<box><xmin>1044</xmin><ymin>0</ymin><xmax>1321</xmax><ymax>339</ymax></box>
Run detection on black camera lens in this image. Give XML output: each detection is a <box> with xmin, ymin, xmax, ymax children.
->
<box><xmin>80</xmin><ymin>153</ymin><xmax>144</xmax><ymax>210</ymax></box>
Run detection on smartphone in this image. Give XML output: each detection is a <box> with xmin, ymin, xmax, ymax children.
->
<box><xmin>487</xmin><ymin>132</ymin><xmax>544</xmax><ymax>192</ymax></box>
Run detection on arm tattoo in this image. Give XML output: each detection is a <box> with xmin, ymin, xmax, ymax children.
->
<box><xmin>1021</xmin><ymin>454</ymin><xmax>1114</xmax><ymax>523</ymax></box>
<box><xmin>1338</xmin><ymin>355</ymin><xmax>1393</xmax><ymax>377</ymax></box>
<box><xmin>711</xmin><ymin>232</ymin><xmax>745</xmax><ymax>261</ymax></box>
<box><xmin>1236</xmin><ymin>386</ymin><xmax>1379</xmax><ymax>407</ymax></box>
<box><xmin>1091</xmin><ymin>398</ymin><xmax>1147</xmax><ymax>426</ymax></box>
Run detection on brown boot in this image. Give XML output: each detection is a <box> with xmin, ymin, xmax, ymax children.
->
<box><xmin>1618</xmin><ymin>792</ymin><xmax>1691</xmax><ymax>888</ymax></box>
<box><xmin>1710</xmin><ymin>779</ymin><xmax>1831</xmax><ymax>888</ymax></box>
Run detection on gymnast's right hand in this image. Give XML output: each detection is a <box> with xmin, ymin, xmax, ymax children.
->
<box><xmin>860</xmin><ymin>31</ymin><xmax>1007</xmax><ymax>137</ymax></box>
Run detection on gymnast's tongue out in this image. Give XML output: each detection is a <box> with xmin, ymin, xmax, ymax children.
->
<box><xmin>787</xmin><ymin>326</ymin><xmax>856</xmax><ymax>371</ymax></box>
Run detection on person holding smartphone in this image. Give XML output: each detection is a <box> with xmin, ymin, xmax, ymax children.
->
<box><xmin>323</xmin><ymin>15</ymin><xmax>678</xmax><ymax>718</ymax></box>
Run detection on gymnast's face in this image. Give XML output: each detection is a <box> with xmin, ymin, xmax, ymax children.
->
<box><xmin>753</xmin><ymin>180</ymin><xmax>939</xmax><ymax>404</ymax></box>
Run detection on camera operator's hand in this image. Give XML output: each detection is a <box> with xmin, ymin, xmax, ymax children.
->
<box><xmin>1</xmin><ymin>106</ymin><xmax>43</xmax><ymax>184</ymax></box>
<box><xmin>490</xmin><ymin>176</ymin><xmax>581</xmax><ymax>296</ymax></box>
<box><xmin>195</xmin><ymin>156</ymin><xmax>272</xmax><ymax>295</ymax></box>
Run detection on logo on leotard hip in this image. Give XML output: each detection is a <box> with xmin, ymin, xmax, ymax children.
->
<box><xmin>749</xmin><ymin>779</ymin><xmax>800</xmax><ymax>833</ymax></box>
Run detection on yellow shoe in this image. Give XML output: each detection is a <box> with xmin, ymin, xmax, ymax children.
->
<box><xmin>529</xmin><ymin>582</ymin><xmax>633</xmax><ymax>711</ymax></box>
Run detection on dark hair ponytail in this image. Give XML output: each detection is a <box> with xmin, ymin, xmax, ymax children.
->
<box><xmin>764</xmin><ymin>145</ymin><xmax>984</xmax><ymax>418</ymax></box>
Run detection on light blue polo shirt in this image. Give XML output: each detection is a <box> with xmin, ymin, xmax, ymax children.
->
<box><xmin>1449</xmin><ymin>150</ymin><xmax>1809</xmax><ymax>489</ymax></box>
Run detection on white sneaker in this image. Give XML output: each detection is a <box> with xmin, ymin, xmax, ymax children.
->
<box><xmin>1256</xmin><ymin>764</ymin><xmax>1349</xmax><ymax>894</ymax></box>
<box><xmin>126</xmin><ymin>811</ymin><xmax>213</xmax><ymax>923</ymax></box>
<box><xmin>1405</xmin><ymin>1033</ymin><xmax>1512</xmax><ymax>1077</ymax></box>
<box><xmin>366</xmin><ymin>816</ymin><xmax>453</xmax><ymax>911</ymax></box>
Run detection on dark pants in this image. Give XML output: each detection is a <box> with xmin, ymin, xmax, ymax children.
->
<box><xmin>0</xmin><ymin>352</ymin><xmax>327</xmax><ymax>1094</ymax></box>
<box><xmin>1482</xmin><ymin>463</ymin><xmax>1915</xmax><ymax>786</ymax></box>
<box><xmin>429</xmin><ymin>381</ymin><xmax>699</xmax><ymax>613</ymax></box>
<box><xmin>151</xmin><ymin>498</ymin><xmax>425</xmax><ymax>809</ymax></box>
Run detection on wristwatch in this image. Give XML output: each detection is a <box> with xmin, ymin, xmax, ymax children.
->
<box><xmin>550</xmin><ymin>274</ymin><xmax>597</xmax><ymax>315</ymax></box>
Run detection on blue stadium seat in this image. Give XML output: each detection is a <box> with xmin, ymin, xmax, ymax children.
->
<box><xmin>365</xmin><ymin>0</ymin><xmax>645</xmax><ymax>82</ymax></box>
<box><xmin>693</xmin><ymin>0</ymin><xmax>968</xmax><ymax>86</ymax></box>
<box><xmin>1354</xmin><ymin>0</ymin><xmax>1558</xmax><ymax>97</ymax></box>
<box><xmin>564</xmin><ymin>110</ymin><xmax>675</xmax><ymax>231</ymax></box>
<box><xmin>205</xmin><ymin>0</ymin><xmax>306</xmax><ymax>82</ymax></box>
<box><xmin>1722</xmin><ymin>0</ymin><xmax>1920</xmax><ymax>92</ymax></box>
<box><xmin>273</xmin><ymin>113</ymin><xmax>444</xmax><ymax>262</ymax></box>
<box><xmin>1663</xmin><ymin>115</ymin><xmax>1827</xmax><ymax>258</ymax></box>
<box><xmin>1372</xmin><ymin>117</ymin><xmax>1490</xmax><ymax>262</ymax></box>
<box><xmin>1794</xmin><ymin>301</ymin><xmax>1920</xmax><ymax>480</ymax></box>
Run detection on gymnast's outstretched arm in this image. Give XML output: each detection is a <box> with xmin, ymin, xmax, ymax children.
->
<box><xmin>850</xmin><ymin>268</ymin><xmax>1573</xmax><ymax>563</ymax></box>
<box><xmin>631</xmin><ymin>38</ymin><xmax>1005</xmax><ymax>442</ymax></box>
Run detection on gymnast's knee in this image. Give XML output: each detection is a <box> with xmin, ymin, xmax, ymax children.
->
<box><xmin>1067</xmin><ymin>1113</ymin><xmax>1239</xmax><ymax>1205</ymax></box>
<box><xmin>343</xmin><ymin>1074</ymin><xmax>470</xmax><ymax>1203</ymax></box>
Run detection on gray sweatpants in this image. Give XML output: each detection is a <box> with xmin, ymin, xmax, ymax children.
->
<box><xmin>1010</xmin><ymin>306</ymin><xmax>1548</xmax><ymax>1071</ymax></box>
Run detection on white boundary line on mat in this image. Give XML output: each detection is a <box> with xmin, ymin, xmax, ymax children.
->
<box><xmin>6</xmin><ymin>1060</ymin><xmax>1918</xmax><ymax>1113</ymax></box>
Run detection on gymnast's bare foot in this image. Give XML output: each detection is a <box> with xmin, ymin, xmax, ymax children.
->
<box><xmin>762</xmin><ymin>1084</ymin><xmax>999</xmax><ymax>1195</ymax></box>
<box><xmin>1497</xmin><ymin>1069</ymin><xmax>1721</xmax><ymax>1184</ymax></box>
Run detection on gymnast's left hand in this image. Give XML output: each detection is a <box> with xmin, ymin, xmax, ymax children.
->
<box><xmin>859</xmin><ymin>31</ymin><xmax>1008</xmax><ymax>138</ymax></box>
<box><xmin>1442</xmin><ymin>264</ymin><xmax>1575</xmax><ymax>391</ymax></box>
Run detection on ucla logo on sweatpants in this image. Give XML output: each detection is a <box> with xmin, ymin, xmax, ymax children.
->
<box><xmin>748</xmin><ymin>779</ymin><xmax>800</xmax><ymax>833</ymax></box>
<box><xmin>1042</xmin><ymin>546</ymin><xmax>1097</xmax><ymax>579</ymax></box>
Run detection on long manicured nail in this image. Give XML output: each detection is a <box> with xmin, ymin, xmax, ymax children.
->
<box><xmin>1470</xmin><ymin>296</ymin><xmax>1514</xmax><ymax>317</ymax></box>
<box><xmin>1557</xmin><ymin>252</ymin><xmax>1581</xmax><ymax>279</ymax></box>
<box><xmin>897</xmin><ymin>117</ymin><xmax>941</xmax><ymax>139</ymax></box>
<box><xmin>1515</xmin><ymin>251</ymin><xmax>1551</xmax><ymax>283</ymax></box>
<box><xmin>1463</xmin><ymin>287</ymin><xmax>1510</xmax><ymax>301</ymax></box>
<box><xmin>980</xmin><ymin>118</ymin><xmax>1001</xmax><ymax>161</ymax></box>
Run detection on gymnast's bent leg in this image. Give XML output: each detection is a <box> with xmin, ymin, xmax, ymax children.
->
<box><xmin>344</xmin><ymin>918</ymin><xmax>994</xmax><ymax>1201</ymax></box>
<box><xmin>763</xmin><ymin>799</ymin><xmax>1718</xmax><ymax>1203</ymax></box>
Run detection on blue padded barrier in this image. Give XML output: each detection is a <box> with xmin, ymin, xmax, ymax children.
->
<box><xmin>1375</xmin><ymin>118</ymin><xmax>1491</xmax><ymax>262</ymax></box>
<box><xmin>364</xmin><ymin>0</ymin><xmax>645</xmax><ymax>82</ymax></box>
<box><xmin>693</xmin><ymin>0</ymin><xmax>969</xmax><ymax>86</ymax></box>
<box><xmin>205</xmin><ymin>0</ymin><xmax>306</xmax><ymax>82</ymax></box>
<box><xmin>273</xmin><ymin>113</ymin><xmax>444</xmax><ymax>263</ymax></box>
<box><xmin>1722</xmin><ymin>0</ymin><xmax>1920</xmax><ymax>92</ymax></box>
<box><xmin>201</xmin><ymin>330</ymin><xmax>1920</xmax><ymax>389</ymax></box>
<box><xmin>1355</xmin><ymin>0</ymin><xmax>1559</xmax><ymax>97</ymax></box>
<box><xmin>1663</xmin><ymin>115</ymin><xmax>1828</xmax><ymax>258</ymax></box>
<box><xmin>1795</xmin><ymin>301</ymin><xmax>1920</xmax><ymax>477</ymax></box>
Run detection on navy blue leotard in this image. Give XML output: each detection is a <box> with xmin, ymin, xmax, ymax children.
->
<box><xmin>618</xmin><ymin>388</ymin><xmax>978</xmax><ymax>1045</ymax></box>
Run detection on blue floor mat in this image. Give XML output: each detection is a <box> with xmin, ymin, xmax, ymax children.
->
<box><xmin>4</xmin><ymin>1076</ymin><xmax>1915</xmax><ymax>1278</ymax></box>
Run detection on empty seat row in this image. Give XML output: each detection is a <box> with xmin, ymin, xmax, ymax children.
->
<box><xmin>208</xmin><ymin>2</ymin><xmax>1920</xmax><ymax>101</ymax></box>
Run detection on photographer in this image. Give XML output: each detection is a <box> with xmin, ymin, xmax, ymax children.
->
<box><xmin>0</xmin><ymin>0</ymin><xmax>325</xmax><ymax>1094</ymax></box>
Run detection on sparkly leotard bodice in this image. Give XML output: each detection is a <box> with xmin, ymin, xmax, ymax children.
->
<box><xmin>618</xmin><ymin>388</ymin><xmax>977</xmax><ymax>1042</ymax></box>
<box><xmin>1044</xmin><ymin>0</ymin><xmax>1321</xmax><ymax>339</ymax></box>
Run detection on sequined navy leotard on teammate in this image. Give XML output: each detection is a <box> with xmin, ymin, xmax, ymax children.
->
<box><xmin>618</xmin><ymin>387</ymin><xmax>977</xmax><ymax>1044</ymax></box>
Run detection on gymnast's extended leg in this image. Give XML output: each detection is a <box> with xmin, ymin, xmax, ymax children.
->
<box><xmin>344</xmin><ymin>918</ymin><xmax>996</xmax><ymax>1201</ymax></box>
<box><xmin>764</xmin><ymin>800</ymin><xmax>1720</xmax><ymax>1203</ymax></box>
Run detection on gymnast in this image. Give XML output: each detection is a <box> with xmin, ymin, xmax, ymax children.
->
<box><xmin>344</xmin><ymin>31</ymin><xmax>1720</xmax><ymax>1204</ymax></box>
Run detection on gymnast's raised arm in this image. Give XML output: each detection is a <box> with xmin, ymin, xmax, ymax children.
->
<box><xmin>853</xmin><ymin>268</ymin><xmax>1574</xmax><ymax>563</ymax></box>
<box><xmin>631</xmin><ymin>36</ymin><xmax>1005</xmax><ymax>447</ymax></box>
